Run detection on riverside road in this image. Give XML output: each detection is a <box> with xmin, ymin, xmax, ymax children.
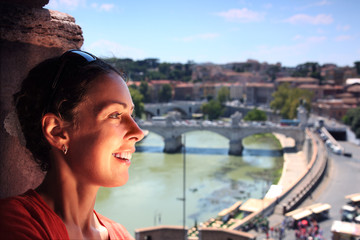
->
<box><xmin>254</xmin><ymin>138</ymin><xmax>360</xmax><ymax>239</ymax></box>
<box><xmin>299</xmin><ymin>141</ymin><xmax>360</xmax><ymax>240</ymax></box>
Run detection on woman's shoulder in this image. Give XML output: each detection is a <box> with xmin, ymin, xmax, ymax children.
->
<box><xmin>94</xmin><ymin>211</ymin><xmax>134</xmax><ymax>240</ymax></box>
<box><xmin>0</xmin><ymin>189</ymin><xmax>69</xmax><ymax>239</ymax></box>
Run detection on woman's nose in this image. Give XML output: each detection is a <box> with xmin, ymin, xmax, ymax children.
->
<box><xmin>125</xmin><ymin>117</ymin><xmax>145</xmax><ymax>142</ymax></box>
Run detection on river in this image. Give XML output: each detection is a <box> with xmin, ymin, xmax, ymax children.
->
<box><xmin>94</xmin><ymin>131</ymin><xmax>283</xmax><ymax>236</ymax></box>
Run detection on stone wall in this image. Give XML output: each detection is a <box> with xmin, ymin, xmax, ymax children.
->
<box><xmin>199</xmin><ymin>227</ymin><xmax>255</xmax><ymax>240</ymax></box>
<box><xmin>135</xmin><ymin>226</ymin><xmax>187</xmax><ymax>240</ymax></box>
<box><xmin>0</xmin><ymin>0</ymin><xmax>83</xmax><ymax>198</ymax></box>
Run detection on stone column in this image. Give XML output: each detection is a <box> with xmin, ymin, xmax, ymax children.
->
<box><xmin>0</xmin><ymin>0</ymin><xmax>83</xmax><ymax>198</ymax></box>
<box><xmin>228</xmin><ymin>139</ymin><xmax>243</xmax><ymax>156</ymax></box>
<box><xmin>163</xmin><ymin>136</ymin><xmax>182</xmax><ymax>153</ymax></box>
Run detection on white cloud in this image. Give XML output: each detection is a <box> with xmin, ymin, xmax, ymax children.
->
<box><xmin>293</xmin><ymin>35</ymin><xmax>327</xmax><ymax>43</ymax></box>
<box><xmin>293</xmin><ymin>35</ymin><xmax>303</xmax><ymax>41</ymax></box>
<box><xmin>285</xmin><ymin>14</ymin><xmax>333</xmax><ymax>25</ymax></box>
<box><xmin>46</xmin><ymin>0</ymin><xmax>86</xmax><ymax>10</ymax></box>
<box><xmin>84</xmin><ymin>40</ymin><xmax>146</xmax><ymax>59</ymax></box>
<box><xmin>47</xmin><ymin>0</ymin><xmax>114</xmax><ymax>11</ymax></box>
<box><xmin>336</xmin><ymin>24</ymin><xmax>351</xmax><ymax>31</ymax></box>
<box><xmin>297</xmin><ymin>0</ymin><xmax>331</xmax><ymax>10</ymax></box>
<box><xmin>215</xmin><ymin>8</ymin><xmax>264</xmax><ymax>22</ymax></box>
<box><xmin>335</xmin><ymin>35</ymin><xmax>352</xmax><ymax>42</ymax></box>
<box><xmin>174</xmin><ymin>33</ymin><xmax>220</xmax><ymax>42</ymax></box>
<box><xmin>263</xmin><ymin>3</ymin><xmax>272</xmax><ymax>9</ymax></box>
<box><xmin>315</xmin><ymin>0</ymin><xmax>331</xmax><ymax>6</ymax></box>
<box><xmin>97</xmin><ymin>3</ymin><xmax>115</xmax><ymax>11</ymax></box>
<box><xmin>307</xmin><ymin>36</ymin><xmax>327</xmax><ymax>43</ymax></box>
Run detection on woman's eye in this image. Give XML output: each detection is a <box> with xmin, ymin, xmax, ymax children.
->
<box><xmin>109</xmin><ymin>112</ymin><xmax>122</xmax><ymax>119</ymax></box>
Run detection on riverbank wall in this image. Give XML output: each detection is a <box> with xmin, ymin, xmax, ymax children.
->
<box><xmin>228</xmin><ymin>128</ymin><xmax>328</xmax><ymax>231</ymax></box>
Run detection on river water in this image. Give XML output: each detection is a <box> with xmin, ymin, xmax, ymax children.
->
<box><xmin>94</xmin><ymin>131</ymin><xmax>283</xmax><ymax>236</ymax></box>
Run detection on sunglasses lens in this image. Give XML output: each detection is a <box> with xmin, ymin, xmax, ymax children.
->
<box><xmin>67</xmin><ymin>50</ymin><xmax>97</xmax><ymax>63</ymax></box>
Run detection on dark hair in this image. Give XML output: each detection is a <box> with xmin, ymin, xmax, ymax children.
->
<box><xmin>14</xmin><ymin>52</ymin><xmax>122</xmax><ymax>171</ymax></box>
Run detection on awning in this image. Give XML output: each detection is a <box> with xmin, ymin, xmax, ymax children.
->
<box><xmin>331</xmin><ymin>221</ymin><xmax>360</xmax><ymax>236</ymax></box>
<box><xmin>292</xmin><ymin>209</ymin><xmax>313</xmax><ymax>221</ymax></box>
<box><xmin>310</xmin><ymin>203</ymin><xmax>331</xmax><ymax>214</ymax></box>
<box><xmin>345</xmin><ymin>193</ymin><xmax>360</xmax><ymax>203</ymax></box>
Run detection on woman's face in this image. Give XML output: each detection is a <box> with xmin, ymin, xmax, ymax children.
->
<box><xmin>65</xmin><ymin>72</ymin><xmax>144</xmax><ymax>187</ymax></box>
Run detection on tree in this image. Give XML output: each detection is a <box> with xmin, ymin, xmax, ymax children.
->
<box><xmin>292</xmin><ymin>62</ymin><xmax>322</xmax><ymax>82</ymax></box>
<box><xmin>139</xmin><ymin>81</ymin><xmax>152</xmax><ymax>102</ymax></box>
<box><xmin>159</xmin><ymin>63</ymin><xmax>171</xmax><ymax>75</ymax></box>
<box><xmin>355</xmin><ymin>61</ymin><xmax>360</xmax><ymax>75</ymax></box>
<box><xmin>266</xmin><ymin>65</ymin><xmax>280</xmax><ymax>81</ymax></box>
<box><xmin>159</xmin><ymin>84</ymin><xmax>172</xmax><ymax>102</ymax></box>
<box><xmin>201</xmin><ymin>100</ymin><xmax>223</xmax><ymax>120</ymax></box>
<box><xmin>343</xmin><ymin>107</ymin><xmax>360</xmax><ymax>138</ymax></box>
<box><xmin>244</xmin><ymin>108</ymin><xmax>267</xmax><ymax>121</ymax></box>
<box><xmin>129</xmin><ymin>87</ymin><xmax>144</xmax><ymax>118</ymax></box>
<box><xmin>270</xmin><ymin>83</ymin><xmax>313</xmax><ymax>119</ymax></box>
<box><xmin>217</xmin><ymin>87</ymin><xmax>230</xmax><ymax>103</ymax></box>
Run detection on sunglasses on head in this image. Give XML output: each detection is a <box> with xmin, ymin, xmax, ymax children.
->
<box><xmin>46</xmin><ymin>49</ymin><xmax>97</xmax><ymax>113</ymax></box>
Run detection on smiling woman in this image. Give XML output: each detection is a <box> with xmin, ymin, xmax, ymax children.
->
<box><xmin>0</xmin><ymin>50</ymin><xmax>144</xmax><ymax>239</ymax></box>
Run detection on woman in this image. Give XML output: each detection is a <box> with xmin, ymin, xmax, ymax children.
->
<box><xmin>0</xmin><ymin>50</ymin><xmax>144</xmax><ymax>239</ymax></box>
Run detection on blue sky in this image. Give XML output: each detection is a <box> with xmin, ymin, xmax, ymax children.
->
<box><xmin>45</xmin><ymin>0</ymin><xmax>359</xmax><ymax>67</ymax></box>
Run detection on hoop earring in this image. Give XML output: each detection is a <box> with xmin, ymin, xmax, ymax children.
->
<box><xmin>62</xmin><ymin>145</ymin><xmax>68</xmax><ymax>155</ymax></box>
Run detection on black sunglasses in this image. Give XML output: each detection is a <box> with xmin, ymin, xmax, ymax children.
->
<box><xmin>46</xmin><ymin>49</ymin><xmax>97</xmax><ymax>113</ymax></box>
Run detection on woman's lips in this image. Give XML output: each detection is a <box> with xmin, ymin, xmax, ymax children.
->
<box><xmin>112</xmin><ymin>152</ymin><xmax>132</xmax><ymax>161</ymax></box>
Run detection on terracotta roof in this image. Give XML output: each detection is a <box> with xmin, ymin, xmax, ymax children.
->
<box><xmin>347</xmin><ymin>84</ymin><xmax>360</xmax><ymax>93</ymax></box>
<box><xmin>149</xmin><ymin>80</ymin><xmax>175</xmax><ymax>85</ymax></box>
<box><xmin>297</xmin><ymin>84</ymin><xmax>321</xmax><ymax>89</ymax></box>
<box><xmin>175</xmin><ymin>83</ymin><xmax>194</xmax><ymax>88</ymax></box>
<box><xmin>127</xmin><ymin>81</ymin><xmax>141</xmax><ymax>87</ymax></box>
<box><xmin>246</xmin><ymin>82</ymin><xmax>274</xmax><ymax>88</ymax></box>
<box><xmin>336</xmin><ymin>92</ymin><xmax>354</xmax><ymax>98</ymax></box>
<box><xmin>276</xmin><ymin>77</ymin><xmax>318</xmax><ymax>83</ymax></box>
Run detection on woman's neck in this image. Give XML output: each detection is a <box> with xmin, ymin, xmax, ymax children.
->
<box><xmin>35</xmin><ymin>163</ymin><xmax>106</xmax><ymax>239</ymax></box>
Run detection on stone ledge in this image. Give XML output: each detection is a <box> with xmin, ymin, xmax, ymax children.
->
<box><xmin>0</xmin><ymin>3</ymin><xmax>83</xmax><ymax>50</ymax></box>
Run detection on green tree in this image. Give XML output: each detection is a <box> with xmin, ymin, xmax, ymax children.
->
<box><xmin>266</xmin><ymin>65</ymin><xmax>280</xmax><ymax>81</ymax></box>
<box><xmin>244</xmin><ymin>108</ymin><xmax>267</xmax><ymax>121</ymax></box>
<box><xmin>270</xmin><ymin>83</ymin><xmax>313</xmax><ymax>119</ymax></box>
<box><xmin>159</xmin><ymin>84</ymin><xmax>172</xmax><ymax>102</ymax></box>
<box><xmin>355</xmin><ymin>61</ymin><xmax>360</xmax><ymax>75</ymax></box>
<box><xmin>217</xmin><ymin>87</ymin><xmax>230</xmax><ymax>103</ymax></box>
<box><xmin>139</xmin><ymin>81</ymin><xmax>152</xmax><ymax>102</ymax></box>
<box><xmin>129</xmin><ymin>87</ymin><xmax>144</xmax><ymax>118</ymax></box>
<box><xmin>343</xmin><ymin>107</ymin><xmax>360</xmax><ymax>138</ymax></box>
<box><xmin>159</xmin><ymin>63</ymin><xmax>171</xmax><ymax>75</ymax></box>
<box><xmin>292</xmin><ymin>62</ymin><xmax>322</xmax><ymax>82</ymax></box>
<box><xmin>201</xmin><ymin>100</ymin><xmax>223</xmax><ymax>120</ymax></box>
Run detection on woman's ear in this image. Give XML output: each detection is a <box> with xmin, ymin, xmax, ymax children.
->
<box><xmin>42</xmin><ymin>113</ymin><xmax>69</xmax><ymax>150</ymax></box>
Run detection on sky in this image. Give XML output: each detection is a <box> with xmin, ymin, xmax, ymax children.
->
<box><xmin>45</xmin><ymin>0</ymin><xmax>360</xmax><ymax>67</ymax></box>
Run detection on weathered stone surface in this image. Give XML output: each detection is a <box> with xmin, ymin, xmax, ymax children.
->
<box><xmin>0</xmin><ymin>3</ymin><xmax>84</xmax><ymax>198</ymax></box>
<box><xmin>0</xmin><ymin>3</ymin><xmax>83</xmax><ymax>50</ymax></box>
<box><xmin>0</xmin><ymin>0</ymin><xmax>48</xmax><ymax>8</ymax></box>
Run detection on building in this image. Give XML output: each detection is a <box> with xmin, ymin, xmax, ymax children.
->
<box><xmin>297</xmin><ymin>84</ymin><xmax>344</xmax><ymax>100</ymax></box>
<box><xmin>275</xmin><ymin>77</ymin><xmax>319</xmax><ymax>87</ymax></box>
<box><xmin>245</xmin><ymin>82</ymin><xmax>275</xmax><ymax>106</ymax></box>
<box><xmin>173</xmin><ymin>82</ymin><xmax>194</xmax><ymax>100</ymax></box>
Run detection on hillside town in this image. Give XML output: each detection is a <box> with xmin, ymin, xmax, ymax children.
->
<box><xmin>121</xmin><ymin>59</ymin><xmax>360</xmax><ymax>122</ymax></box>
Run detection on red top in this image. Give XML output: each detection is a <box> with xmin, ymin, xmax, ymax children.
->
<box><xmin>0</xmin><ymin>189</ymin><xmax>134</xmax><ymax>240</ymax></box>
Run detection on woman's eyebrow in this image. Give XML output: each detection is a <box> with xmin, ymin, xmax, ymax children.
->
<box><xmin>93</xmin><ymin>101</ymin><xmax>127</xmax><ymax>115</ymax></box>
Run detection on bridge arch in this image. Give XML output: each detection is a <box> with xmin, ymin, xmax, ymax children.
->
<box><xmin>138</xmin><ymin>121</ymin><xmax>304</xmax><ymax>155</ymax></box>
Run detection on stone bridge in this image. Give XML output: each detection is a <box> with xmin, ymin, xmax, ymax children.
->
<box><xmin>138</xmin><ymin>118</ymin><xmax>305</xmax><ymax>155</ymax></box>
<box><xmin>144</xmin><ymin>101</ymin><xmax>204</xmax><ymax>118</ymax></box>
